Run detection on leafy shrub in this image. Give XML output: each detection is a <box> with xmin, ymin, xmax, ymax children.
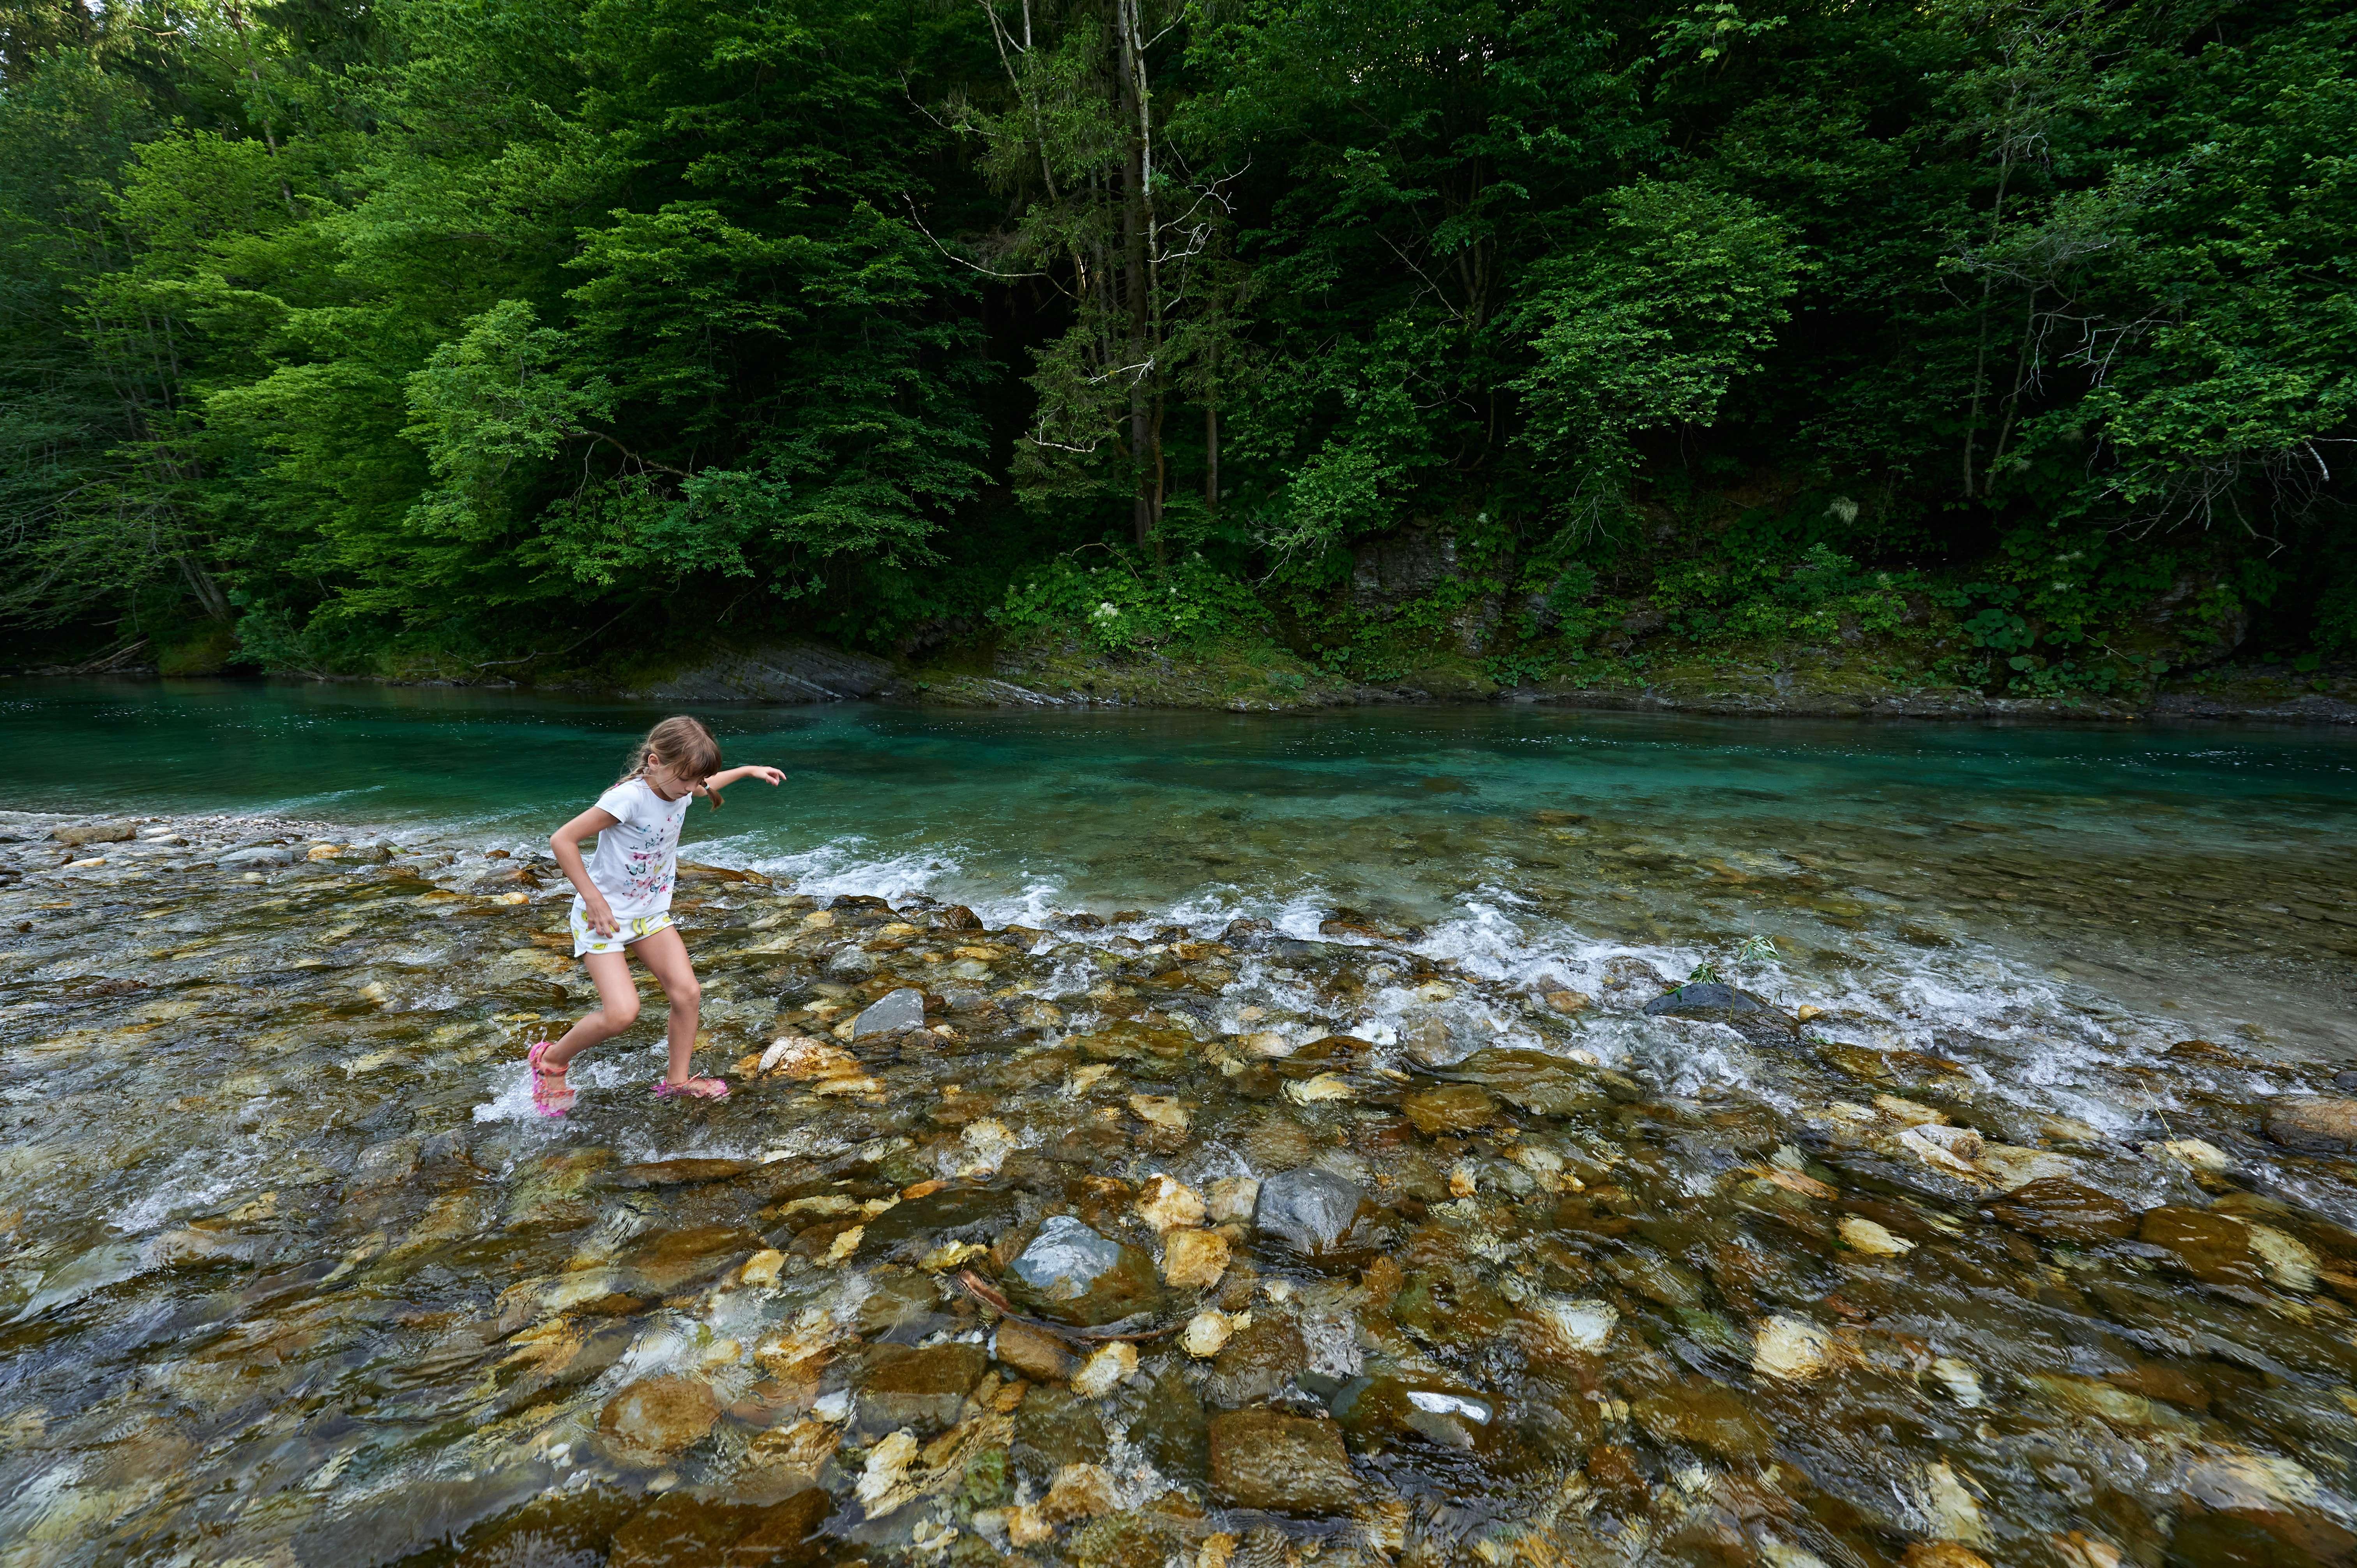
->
<box><xmin>989</xmin><ymin>552</ymin><xmax>1270</xmax><ymax>655</ymax></box>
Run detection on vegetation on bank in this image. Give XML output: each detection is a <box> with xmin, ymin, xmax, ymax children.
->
<box><xmin>2</xmin><ymin>0</ymin><xmax>2353</xmax><ymax>701</ymax></box>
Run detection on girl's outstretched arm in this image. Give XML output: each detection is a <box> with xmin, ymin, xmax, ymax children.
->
<box><xmin>551</xmin><ymin>807</ymin><xmax>621</xmax><ymax>934</ymax></box>
<box><xmin>702</xmin><ymin>765</ymin><xmax>785</xmax><ymax>794</ymax></box>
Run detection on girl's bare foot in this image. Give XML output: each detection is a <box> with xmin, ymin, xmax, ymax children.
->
<box><xmin>651</xmin><ymin>1074</ymin><xmax>729</xmax><ymax>1101</ymax></box>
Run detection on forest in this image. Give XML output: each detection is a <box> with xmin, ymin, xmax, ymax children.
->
<box><xmin>1</xmin><ymin>0</ymin><xmax>2351</xmax><ymax>697</ymax></box>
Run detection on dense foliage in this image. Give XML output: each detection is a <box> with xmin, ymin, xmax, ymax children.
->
<box><xmin>3</xmin><ymin>0</ymin><xmax>2352</xmax><ymax>688</ymax></box>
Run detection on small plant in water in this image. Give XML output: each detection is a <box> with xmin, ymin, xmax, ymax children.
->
<box><xmin>1684</xmin><ymin>958</ymin><xmax>1723</xmax><ymax>985</ymax></box>
<box><xmin>1735</xmin><ymin>933</ymin><xmax>1780</xmax><ymax>966</ymax></box>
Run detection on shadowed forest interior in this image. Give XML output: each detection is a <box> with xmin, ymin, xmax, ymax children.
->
<box><xmin>2</xmin><ymin>0</ymin><xmax>2352</xmax><ymax>694</ymax></box>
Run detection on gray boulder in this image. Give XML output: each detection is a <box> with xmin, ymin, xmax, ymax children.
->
<box><xmin>1254</xmin><ymin>1167</ymin><xmax>1368</xmax><ymax>1257</ymax></box>
<box><xmin>1005</xmin><ymin>1216</ymin><xmax>1163</xmax><ymax>1326</ymax></box>
<box><xmin>850</xmin><ymin>986</ymin><xmax>925</xmax><ymax>1038</ymax></box>
<box><xmin>221</xmin><ymin>845</ymin><xmax>299</xmax><ymax>866</ymax></box>
<box><xmin>51</xmin><ymin>821</ymin><xmax>136</xmax><ymax>848</ymax></box>
<box><xmin>1642</xmin><ymin>982</ymin><xmax>1797</xmax><ymax>1039</ymax></box>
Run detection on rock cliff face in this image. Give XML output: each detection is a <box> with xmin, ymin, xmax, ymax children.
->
<box><xmin>622</xmin><ymin>642</ymin><xmax>893</xmax><ymax>703</ymax></box>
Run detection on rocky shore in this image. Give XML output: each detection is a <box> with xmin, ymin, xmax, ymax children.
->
<box><xmin>7</xmin><ymin>810</ymin><xmax>2357</xmax><ymax>1565</ymax></box>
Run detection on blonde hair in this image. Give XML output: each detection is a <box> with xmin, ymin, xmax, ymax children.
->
<box><xmin>621</xmin><ymin>715</ymin><xmax>726</xmax><ymax>808</ymax></box>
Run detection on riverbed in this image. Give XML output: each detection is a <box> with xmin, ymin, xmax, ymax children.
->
<box><xmin>2</xmin><ymin>679</ymin><xmax>2355</xmax><ymax>1568</ymax></box>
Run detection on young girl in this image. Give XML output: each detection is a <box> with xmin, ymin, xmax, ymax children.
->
<box><xmin>527</xmin><ymin>716</ymin><xmax>784</xmax><ymax>1113</ymax></box>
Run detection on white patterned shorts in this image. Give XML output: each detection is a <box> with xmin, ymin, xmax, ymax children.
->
<box><xmin>571</xmin><ymin>906</ymin><xmax>675</xmax><ymax>957</ymax></box>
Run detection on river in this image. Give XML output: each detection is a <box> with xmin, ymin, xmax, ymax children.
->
<box><xmin>2</xmin><ymin>677</ymin><xmax>2355</xmax><ymax>1567</ymax></box>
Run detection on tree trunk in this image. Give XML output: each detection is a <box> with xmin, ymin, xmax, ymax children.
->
<box><xmin>1204</xmin><ymin>402</ymin><xmax>1218</xmax><ymax>518</ymax></box>
<box><xmin>1117</xmin><ymin>0</ymin><xmax>1156</xmax><ymax>551</ymax></box>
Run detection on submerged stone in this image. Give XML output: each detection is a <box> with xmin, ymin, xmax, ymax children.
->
<box><xmin>1253</xmin><ymin>1167</ymin><xmax>1368</xmax><ymax>1256</ymax></box>
<box><xmin>1329</xmin><ymin>1373</ymin><xmax>1496</xmax><ymax>1453</ymax></box>
<box><xmin>1988</xmin><ymin>1178</ymin><xmax>2136</xmax><ymax>1242</ymax></box>
<box><xmin>993</xmin><ymin>1320</ymin><xmax>1077</xmax><ymax>1384</ymax></box>
<box><xmin>1438</xmin><ymin>1047</ymin><xmax>1606</xmax><ymax>1116</ymax></box>
<box><xmin>853</xmin><ymin>1343</ymin><xmax>986</xmax><ymax>1437</ymax></box>
<box><xmin>599</xmin><ymin>1375</ymin><xmax>721</xmax><ymax>1455</ymax></box>
<box><xmin>614</xmin><ymin>1157</ymin><xmax>749</xmax><ymax>1188</ymax></box>
<box><xmin>1131</xmin><ymin>1366</ymin><xmax>1210</xmax><ymax>1480</ymax></box>
<box><xmin>1005</xmin><ymin>1216</ymin><xmax>1164</xmax><ymax>1326</ymax></box>
<box><xmin>1012</xmin><ymin>1384</ymin><xmax>1106</xmax><ymax>1489</ymax></box>
<box><xmin>606</xmin><ymin>1487</ymin><xmax>831</xmax><ymax>1568</ymax></box>
<box><xmin>2266</xmin><ymin>1098</ymin><xmax>2357</xmax><ymax>1152</ymax></box>
<box><xmin>1209</xmin><ymin>1410</ymin><xmax>1359</xmax><ymax>1512</ymax></box>
<box><xmin>1401</xmin><ymin>1084</ymin><xmax>1498</xmax><ymax>1135</ymax></box>
<box><xmin>2139</xmin><ymin>1207</ymin><xmax>2267</xmax><ymax>1290</ymax></box>
<box><xmin>1633</xmin><ymin>1380</ymin><xmax>1776</xmax><ymax>1460</ymax></box>
<box><xmin>1207</xmin><ymin>1317</ymin><xmax>1307</xmax><ymax>1407</ymax></box>
<box><xmin>1391</xmin><ymin>1270</ymin><xmax>1515</xmax><ymax>1347</ymax></box>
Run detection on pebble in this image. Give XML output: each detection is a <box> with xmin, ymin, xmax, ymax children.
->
<box><xmin>1205</xmin><ymin>1176</ymin><xmax>1260</xmax><ymax>1224</ymax></box>
<box><xmin>1913</xmin><ymin>1459</ymin><xmax>1989</xmax><ymax>1545</ymax></box>
<box><xmin>2152</xmin><ymin>1138</ymin><xmax>2232</xmax><ymax>1171</ymax></box>
<box><xmin>50</xmin><ymin>821</ymin><xmax>134</xmax><ymax>847</ymax></box>
<box><xmin>1160</xmin><ymin>1227</ymin><xmax>1231</xmax><ymax>1290</ymax></box>
<box><xmin>1530</xmin><ymin>1296</ymin><xmax>1618</xmax><ymax>1351</ymax></box>
<box><xmin>1136</xmin><ymin>1174</ymin><xmax>1204</xmax><ymax>1231</ymax></box>
<box><xmin>1283</xmin><ymin>1072</ymin><xmax>1355</xmax><ymax>1104</ymax></box>
<box><xmin>1070</xmin><ymin>1342</ymin><xmax>1136</xmax><ymax>1399</ymax></box>
<box><xmin>1752</xmin><ymin>1315</ymin><xmax>1832</xmax><ymax>1381</ymax></box>
<box><xmin>1838</xmin><ymin>1215</ymin><xmax>1915</xmax><ymax>1257</ymax></box>
<box><xmin>854</xmin><ymin>1429</ymin><xmax>919</xmax><ymax>1514</ymax></box>
<box><xmin>1183</xmin><ymin>1309</ymin><xmax>1237</xmax><ymax>1357</ymax></box>
<box><xmin>1928</xmin><ymin>1357</ymin><xmax>1984</xmax><ymax>1407</ymax></box>
<box><xmin>1041</xmin><ymin>1460</ymin><xmax>1120</xmax><ymax>1521</ymax></box>
<box><xmin>1129</xmin><ymin>1093</ymin><xmax>1192</xmax><ymax>1133</ymax></box>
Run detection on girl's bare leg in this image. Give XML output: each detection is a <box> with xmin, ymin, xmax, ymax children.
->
<box><xmin>540</xmin><ymin>952</ymin><xmax>642</xmax><ymax>1093</ymax></box>
<box><xmin>627</xmin><ymin>926</ymin><xmax>712</xmax><ymax>1090</ymax></box>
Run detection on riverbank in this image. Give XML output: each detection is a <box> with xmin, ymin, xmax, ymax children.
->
<box><xmin>35</xmin><ymin>639</ymin><xmax>2350</xmax><ymax>725</ymax></box>
<box><xmin>9</xmin><ymin>802</ymin><xmax>2357</xmax><ymax>1565</ymax></box>
<box><xmin>894</xmin><ymin>641</ymin><xmax>2357</xmax><ymax>724</ymax></box>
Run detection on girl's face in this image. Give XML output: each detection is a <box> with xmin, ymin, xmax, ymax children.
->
<box><xmin>643</xmin><ymin>755</ymin><xmax>702</xmax><ymax>800</ymax></box>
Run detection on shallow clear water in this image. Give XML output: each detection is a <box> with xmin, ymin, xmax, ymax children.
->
<box><xmin>5</xmin><ymin>677</ymin><xmax>2357</xmax><ymax>1568</ymax></box>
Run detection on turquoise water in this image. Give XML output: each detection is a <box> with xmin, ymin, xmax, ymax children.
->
<box><xmin>6</xmin><ymin>678</ymin><xmax>2357</xmax><ymax>1037</ymax></box>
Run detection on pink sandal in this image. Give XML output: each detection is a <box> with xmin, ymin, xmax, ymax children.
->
<box><xmin>527</xmin><ymin>1041</ymin><xmax>573</xmax><ymax>1117</ymax></box>
<box><xmin>651</xmin><ymin>1075</ymin><xmax>730</xmax><ymax>1102</ymax></box>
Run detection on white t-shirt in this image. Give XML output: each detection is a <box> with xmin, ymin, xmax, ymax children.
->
<box><xmin>575</xmin><ymin>776</ymin><xmax>691</xmax><ymax>920</ymax></box>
